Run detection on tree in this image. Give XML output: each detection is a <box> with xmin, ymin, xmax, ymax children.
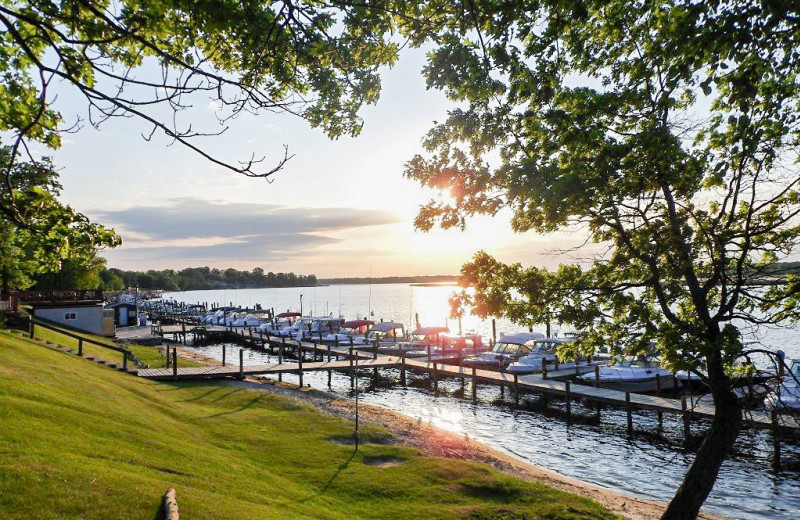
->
<box><xmin>0</xmin><ymin>143</ymin><xmax>120</xmax><ymax>291</ymax></box>
<box><xmin>404</xmin><ymin>2</ymin><xmax>800</xmax><ymax>518</ymax></box>
<box><xmin>0</xmin><ymin>0</ymin><xmax>403</xmax><ymax>224</ymax></box>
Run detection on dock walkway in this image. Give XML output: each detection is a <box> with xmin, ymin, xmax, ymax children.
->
<box><xmin>137</xmin><ymin>336</ymin><xmax>800</xmax><ymax>433</ymax></box>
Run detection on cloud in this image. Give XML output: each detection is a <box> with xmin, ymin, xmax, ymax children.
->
<box><xmin>94</xmin><ymin>197</ymin><xmax>402</xmax><ymax>268</ymax></box>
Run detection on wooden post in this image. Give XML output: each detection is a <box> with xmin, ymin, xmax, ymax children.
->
<box><xmin>349</xmin><ymin>337</ymin><xmax>354</xmax><ymax>388</ymax></box>
<box><xmin>400</xmin><ymin>350</ymin><xmax>406</xmax><ymax>386</ymax></box>
<box><xmin>565</xmin><ymin>381</ymin><xmax>572</xmax><ymax>422</ymax></box>
<box><xmin>625</xmin><ymin>392</ymin><xmax>633</xmax><ymax>435</ymax></box>
<box><xmin>655</xmin><ymin>373</ymin><xmax>663</xmax><ymax>428</ymax></box>
<box><xmin>542</xmin><ymin>358</ymin><xmax>548</xmax><ymax>380</ymax></box>
<box><xmin>239</xmin><ymin>349</ymin><xmax>244</xmax><ymax>380</ymax></box>
<box><xmin>172</xmin><ymin>348</ymin><xmax>178</xmax><ymax>380</ymax></box>
<box><xmin>222</xmin><ymin>346</ymin><xmax>226</xmax><ymax>366</ymax></box>
<box><xmin>327</xmin><ymin>369</ymin><xmax>332</xmax><ymax>387</ymax></box>
<box><xmin>373</xmin><ymin>339</ymin><xmax>378</xmax><ymax>360</ymax></box>
<box><xmin>29</xmin><ymin>320</ymin><xmax>34</xmax><ymax>339</ymax></box>
<box><xmin>166</xmin><ymin>346</ymin><xmax>170</xmax><ymax>369</ymax></box>
<box><xmin>460</xmin><ymin>356</ymin><xmax>465</xmax><ymax>393</ymax></box>
<box><xmin>298</xmin><ymin>347</ymin><xmax>304</xmax><ymax>387</ymax></box>
<box><xmin>514</xmin><ymin>373</ymin><xmax>520</xmax><ymax>406</ymax></box>
<box><xmin>491</xmin><ymin>319</ymin><xmax>496</xmax><ymax>345</ymax></box>
<box><xmin>313</xmin><ymin>341</ymin><xmax>318</xmax><ymax>362</ymax></box>
<box><xmin>681</xmin><ymin>396</ymin><xmax>690</xmax><ymax>443</ymax></box>
<box><xmin>594</xmin><ymin>365</ymin><xmax>600</xmax><ymax>387</ymax></box>
<box><xmin>78</xmin><ymin>338</ymin><xmax>83</xmax><ymax>357</ymax></box>
<box><xmin>123</xmin><ymin>351</ymin><xmax>128</xmax><ymax>371</ymax></box>
<box><xmin>433</xmin><ymin>362</ymin><xmax>438</xmax><ymax>393</ymax></box>
<box><xmin>327</xmin><ymin>343</ymin><xmax>332</xmax><ymax>362</ymax></box>
<box><xmin>471</xmin><ymin>366</ymin><xmax>477</xmax><ymax>402</ymax></box>
<box><xmin>427</xmin><ymin>344</ymin><xmax>431</xmax><ymax>362</ymax></box>
<box><xmin>771</xmin><ymin>408</ymin><xmax>781</xmax><ymax>470</ymax></box>
<box><xmin>280</xmin><ymin>336</ymin><xmax>285</xmax><ymax>364</ymax></box>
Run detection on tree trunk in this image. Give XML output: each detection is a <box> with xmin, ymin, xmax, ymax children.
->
<box><xmin>661</xmin><ymin>349</ymin><xmax>742</xmax><ymax>520</ymax></box>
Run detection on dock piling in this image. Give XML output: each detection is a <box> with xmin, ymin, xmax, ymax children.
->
<box><xmin>566</xmin><ymin>381</ymin><xmax>572</xmax><ymax>422</ymax></box>
<box><xmin>471</xmin><ymin>366</ymin><xmax>477</xmax><ymax>402</ymax></box>
<box><xmin>681</xmin><ymin>396</ymin><xmax>690</xmax><ymax>443</ymax></box>
<box><xmin>222</xmin><ymin>346</ymin><xmax>226</xmax><ymax>366</ymax></box>
<box><xmin>239</xmin><ymin>349</ymin><xmax>244</xmax><ymax>380</ymax></box>
<box><xmin>772</xmin><ymin>408</ymin><xmax>781</xmax><ymax>470</ymax></box>
<box><xmin>172</xmin><ymin>348</ymin><xmax>177</xmax><ymax>380</ymax></box>
<box><xmin>298</xmin><ymin>349</ymin><xmax>304</xmax><ymax>387</ymax></box>
<box><xmin>625</xmin><ymin>392</ymin><xmax>633</xmax><ymax>435</ymax></box>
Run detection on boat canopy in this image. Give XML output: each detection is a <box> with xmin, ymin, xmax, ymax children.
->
<box><xmin>411</xmin><ymin>326</ymin><xmax>449</xmax><ymax>336</ymax></box>
<box><xmin>498</xmin><ymin>332</ymin><xmax>545</xmax><ymax>345</ymax></box>
<box><xmin>343</xmin><ymin>320</ymin><xmax>374</xmax><ymax>328</ymax></box>
<box><xmin>277</xmin><ymin>312</ymin><xmax>301</xmax><ymax>318</ymax></box>
<box><xmin>372</xmin><ymin>322</ymin><xmax>404</xmax><ymax>332</ymax></box>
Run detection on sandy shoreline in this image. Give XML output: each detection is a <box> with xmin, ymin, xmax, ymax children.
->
<box><xmin>171</xmin><ymin>347</ymin><xmax>724</xmax><ymax>520</ymax></box>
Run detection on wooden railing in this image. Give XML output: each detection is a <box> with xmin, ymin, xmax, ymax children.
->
<box><xmin>28</xmin><ymin>317</ymin><xmax>134</xmax><ymax>370</ymax></box>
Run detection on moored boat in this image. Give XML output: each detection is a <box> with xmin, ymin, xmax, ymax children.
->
<box><xmin>506</xmin><ymin>337</ymin><xmax>578</xmax><ymax>374</ymax></box>
<box><xmin>578</xmin><ymin>355</ymin><xmax>676</xmax><ymax>393</ymax></box>
<box><xmin>463</xmin><ymin>332</ymin><xmax>545</xmax><ymax>370</ymax></box>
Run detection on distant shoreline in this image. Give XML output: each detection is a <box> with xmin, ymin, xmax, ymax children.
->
<box><xmin>318</xmin><ymin>275</ymin><xmax>459</xmax><ymax>285</ymax></box>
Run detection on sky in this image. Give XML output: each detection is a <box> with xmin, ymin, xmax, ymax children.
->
<box><xmin>46</xmin><ymin>46</ymin><xmax>587</xmax><ymax>277</ymax></box>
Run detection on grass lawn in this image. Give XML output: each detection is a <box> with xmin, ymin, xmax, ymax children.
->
<box><xmin>0</xmin><ymin>330</ymin><xmax>621</xmax><ymax>520</ymax></box>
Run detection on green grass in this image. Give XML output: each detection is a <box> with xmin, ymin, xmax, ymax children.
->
<box><xmin>29</xmin><ymin>324</ymin><xmax>203</xmax><ymax>368</ymax></box>
<box><xmin>0</xmin><ymin>330</ymin><xmax>621</xmax><ymax>520</ymax></box>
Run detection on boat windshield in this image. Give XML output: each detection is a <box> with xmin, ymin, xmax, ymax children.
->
<box><xmin>613</xmin><ymin>354</ymin><xmax>657</xmax><ymax>367</ymax></box>
<box><xmin>530</xmin><ymin>340</ymin><xmax>558</xmax><ymax>353</ymax></box>
<box><xmin>493</xmin><ymin>342</ymin><xmax>532</xmax><ymax>355</ymax></box>
<box><xmin>791</xmin><ymin>361</ymin><xmax>800</xmax><ymax>377</ymax></box>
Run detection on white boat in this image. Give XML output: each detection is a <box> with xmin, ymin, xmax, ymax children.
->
<box><xmin>578</xmin><ymin>356</ymin><xmax>676</xmax><ymax>393</ymax></box>
<box><xmin>463</xmin><ymin>332</ymin><xmax>546</xmax><ymax>369</ymax></box>
<box><xmin>394</xmin><ymin>326</ymin><xmax>449</xmax><ymax>354</ymax></box>
<box><xmin>232</xmin><ymin>313</ymin><xmax>265</xmax><ymax>327</ymax></box>
<box><xmin>765</xmin><ymin>359</ymin><xmax>800</xmax><ymax>411</ymax></box>
<box><xmin>506</xmin><ymin>337</ymin><xmax>577</xmax><ymax>374</ymax></box>
<box><xmin>296</xmin><ymin>317</ymin><xmax>346</xmax><ymax>341</ymax></box>
<box><xmin>259</xmin><ymin>312</ymin><xmax>302</xmax><ymax>337</ymax></box>
<box><xmin>322</xmin><ymin>319</ymin><xmax>374</xmax><ymax>345</ymax></box>
<box><xmin>366</xmin><ymin>321</ymin><xmax>406</xmax><ymax>348</ymax></box>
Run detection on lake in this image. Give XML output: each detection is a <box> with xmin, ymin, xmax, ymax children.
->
<box><xmin>164</xmin><ymin>284</ymin><xmax>800</xmax><ymax>519</ymax></box>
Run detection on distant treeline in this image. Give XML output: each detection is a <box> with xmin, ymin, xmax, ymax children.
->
<box><xmin>319</xmin><ymin>275</ymin><xmax>459</xmax><ymax>285</ymax></box>
<box><xmin>99</xmin><ymin>267</ymin><xmax>317</xmax><ymax>291</ymax></box>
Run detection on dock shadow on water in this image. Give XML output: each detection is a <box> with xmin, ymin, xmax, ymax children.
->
<box><xmin>188</xmin><ymin>343</ymin><xmax>800</xmax><ymax>520</ymax></box>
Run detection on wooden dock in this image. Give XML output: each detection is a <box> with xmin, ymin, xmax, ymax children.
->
<box><xmin>137</xmin><ymin>334</ymin><xmax>800</xmax><ymax>434</ymax></box>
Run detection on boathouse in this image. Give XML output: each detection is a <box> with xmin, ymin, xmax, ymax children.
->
<box><xmin>15</xmin><ymin>290</ymin><xmax>115</xmax><ymax>337</ymax></box>
<box><xmin>106</xmin><ymin>302</ymin><xmax>138</xmax><ymax>327</ymax></box>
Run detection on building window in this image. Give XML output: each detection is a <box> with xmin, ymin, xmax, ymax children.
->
<box><xmin>64</xmin><ymin>312</ymin><xmax>77</xmax><ymax>321</ymax></box>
